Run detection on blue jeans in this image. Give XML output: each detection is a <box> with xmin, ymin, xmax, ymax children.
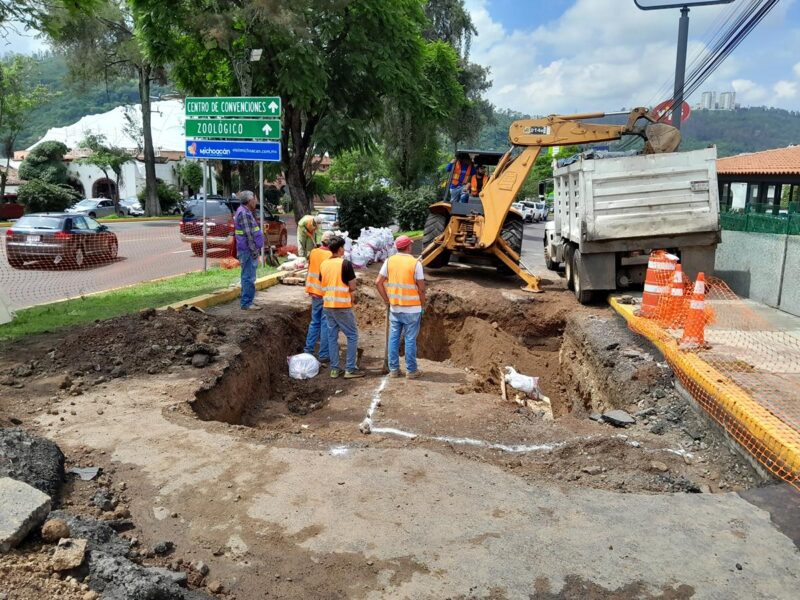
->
<box><xmin>324</xmin><ymin>308</ymin><xmax>358</xmax><ymax>371</ymax></box>
<box><xmin>449</xmin><ymin>185</ymin><xmax>463</xmax><ymax>203</ymax></box>
<box><xmin>238</xmin><ymin>251</ymin><xmax>257</xmax><ymax>308</ymax></box>
<box><xmin>388</xmin><ymin>311</ymin><xmax>422</xmax><ymax>373</ymax></box>
<box><xmin>303</xmin><ymin>295</ymin><xmax>329</xmax><ymax>360</ymax></box>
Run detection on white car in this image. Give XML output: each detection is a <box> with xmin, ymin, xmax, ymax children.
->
<box><xmin>532</xmin><ymin>200</ymin><xmax>548</xmax><ymax>222</ymax></box>
<box><xmin>511</xmin><ymin>202</ymin><xmax>525</xmax><ymax>215</ymax></box>
<box><xmin>317</xmin><ymin>206</ymin><xmax>339</xmax><ymax>231</ymax></box>
<box><xmin>120</xmin><ymin>197</ymin><xmax>145</xmax><ymax>217</ymax></box>
<box><xmin>66</xmin><ymin>198</ymin><xmax>117</xmax><ymax>219</ymax></box>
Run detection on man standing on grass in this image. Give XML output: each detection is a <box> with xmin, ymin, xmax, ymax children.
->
<box><xmin>233</xmin><ymin>190</ymin><xmax>263</xmax><ymax>311</ymax></box>
<box><xmin>303</xmin><ymin>230</ymin><xmax>333</xmax><ymax>364</ymax></box>
<box><xmin>321</xmin><ymin>236</ymin><xmax>364</xmax><ymax>379</ymax></box>
<box><xmin>375</xmin><ymin>235</ymin><xmax>425</xmax><ymax>379</ymax></box>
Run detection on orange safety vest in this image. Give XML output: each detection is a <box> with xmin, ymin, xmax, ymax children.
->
<box><xmin>305</xmin><ymin>247</ymin><xmax>332</xmax><ymax>297</ymax></box>
<box><xmin>321</xmin><ymin>257</ymin><xmax>352</xmax><ymax>309</ymax></box>
<box><xmin>470</xmin><ymin>173</ymin><xmax>488</xmax><ymax>196</ymax></box>
<box><xmin>450</xmin><ymin>160</ymin><xmax>474</xmax><ymax>186</ymax></box>
<box><xmin>385</xmin><ymin>253</ymin><xmax>421</xmax><ymax>307</ymax></box>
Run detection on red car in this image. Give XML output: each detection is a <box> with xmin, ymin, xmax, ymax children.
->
<box><xmin>5</xmin><ymin>213</ymin><xmax>119</xmax><ymax>269</ymax></box>
<box><xmin>0</xmin><ymin>195</ymin><xmax>24</xmax><ymax>220</ymax></box>
<box><xmin>179</xmin><ymin>199</ymin><xmax>288</xmax><ymax>257</ymax></box>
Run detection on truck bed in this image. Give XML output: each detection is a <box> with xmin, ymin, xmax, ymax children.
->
<box><xmin>553</xmin><ymin>147</ymin><xmax>719</xmax><ymax>246</ymax></box>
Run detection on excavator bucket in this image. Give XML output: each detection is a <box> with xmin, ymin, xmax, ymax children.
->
<box><xmin>643</xmin><ymin>122</ymin><xmax>681</xmax><ymax>154</ymax></box>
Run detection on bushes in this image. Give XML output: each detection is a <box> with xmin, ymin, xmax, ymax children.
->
<box><xmin>336</xmin><ymin>184</ymin><xmax>394</xmax><ymax>238</ymax></box>
<box><xmin>139</xmin><ymin>182</ymin><xmax>182</xmax><ymax>213</ymax></box>
<box><xmin>393</xmin><ymin>186</ymin><xmax>437</xmax><ymax>231</ymax></box>
<box><xmin>17</xmin><ymin>179</ymin><xmax>78</xmax><ymax>212</ymax></box>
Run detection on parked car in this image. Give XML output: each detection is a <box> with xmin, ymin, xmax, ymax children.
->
<box><xmin>521</xmin><ymin>200</ymin><xmax>548</xmax><ymax>223</ymax></box>
<box><xmin>119</xmin><ymin>197</ymin><xmax>145</xmax><ymax>217</ymax></box>
<box><xmin>520</xmin><ymin>201</ymin><xmax>537</xmax><ymax>223</ymax></box>
<box><xmin>0</xmin><ymin>195</ymin><xmax>24</xmax><ymax>220</ymax></box>
<box><xmin>66</xmin><ymin>198</ymin><xmax>117</xmax><ymax>219</ymax></box>
<box><xmin>5</xmin><ymin>213</ymin><xmax>118</xmax><ymax>269</ymax></box>
<box><xmin>317</xmin><ymin>206</ymin><xmax>339</xmax><ymax>232</ymax></box>
<box><xmin>532</xmin><ymin>200</ymin><xmax>548</xmax><ymax>222</ymax></box>
<box><xmin>179</xmin><ymin>199</ymin><xmax>288</xmax><ymax>257</ymax></box>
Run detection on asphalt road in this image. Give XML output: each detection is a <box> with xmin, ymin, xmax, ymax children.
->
<box><xmin>1</xmin><ymin>218</ymin><xmax>298</xmax><ymax>311</ymax></box>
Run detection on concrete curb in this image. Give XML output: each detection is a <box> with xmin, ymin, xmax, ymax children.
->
<box><xmin>162</xmin><ymin>271</ymin><xmax>285</xmax><ymax>311</ymax></box>
<box><xmin>609</xmin><ymin>296</ymin><xmax>800</xmax><ymax>490</ymax></box>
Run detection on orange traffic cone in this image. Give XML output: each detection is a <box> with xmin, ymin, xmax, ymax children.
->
<box><xmin>662</xmin><ymin>264</ymin><xmax>686</xmax><ymax>328</ymax></box>
<box><xmin>680</xmin><ymin>272</ymin><xmax>707</xmax><ymax>350</ymax></box>
<box><xmin>640</xmin><ymin>250</ymin><xmax>677</xmax><ymax>318</ymax></box>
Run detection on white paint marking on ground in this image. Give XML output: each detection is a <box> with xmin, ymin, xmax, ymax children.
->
<box><xmin>329</xmin><ymin>445</ymin><xmax>350</xmax><ymax>456</ymax></box>
<box><xmin>370</xmin><ymin>427</ymin><xmax>418</xmax><ymax>439</ymax></box>
<box><xmin>171</xmin><ymin>249</ymin><xmax>192</xmax><ymax>254</ymax></box>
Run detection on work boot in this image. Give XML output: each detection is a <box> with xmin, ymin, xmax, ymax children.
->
<box><xmin>241</xmin><ymin>304</ymin><xmax>262</xmax><ymax>311</ymax></box>
<box><xmin>319</xmin><ymin>357</ymin><xmax>330</xmax><ymax>367</ymax></box>
<box><xmin>389</xmin><ymin>370</ymin><xmax>404</xmax><ymax>378</ymax></box>
<box><xmin>406</xmin><ymin>370</ymin><xmax>421</xmax><ymax>380</ymax></box>
<box><xmin>330</xmin><ymin>368</ymin><xmax>341</xmax><ymax>379</ymax></box>
<box><xmin>344</xmin><ymin>369</ymin><xmax>365</xmax><ymax>379</ymax></box>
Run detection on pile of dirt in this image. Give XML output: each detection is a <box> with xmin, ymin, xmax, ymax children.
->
<box><xmin>29</xmin><ymin>308</ymin><xmax>230</xmax><ymax>381</ymax></box>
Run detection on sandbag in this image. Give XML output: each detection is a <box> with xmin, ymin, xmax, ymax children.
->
<box><xmin>288</xmin><ymin>353</ymin><xmax>320</xmax><ymax>379</ymax></box>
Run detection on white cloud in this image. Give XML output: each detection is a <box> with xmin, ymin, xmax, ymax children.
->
<box><xmin>774</xmin><ymin>80</ymin><xmax>798</xmax><ymax>99</ymax></box>
<box><xmin>465</xmin><ymin>0</ymin><xmax>800</xmax><ymax>114</ymax></box>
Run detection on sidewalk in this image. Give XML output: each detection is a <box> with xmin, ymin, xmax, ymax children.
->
<box><xmin>610</xmin><ymin>290</ymin><xmax>800</xmax><ymax>492</ymax></box>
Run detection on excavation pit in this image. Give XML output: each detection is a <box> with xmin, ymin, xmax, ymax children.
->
<box><xmin>183</xmin><ymin>273</ymin><xmax>765</xmax><ymax>494</ymax></box>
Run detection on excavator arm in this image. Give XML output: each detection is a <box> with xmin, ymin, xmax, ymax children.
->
<box><xmin>480</xmin><ymin>107</ymin><xmax>680</xmax><ymax>250</ymax></box>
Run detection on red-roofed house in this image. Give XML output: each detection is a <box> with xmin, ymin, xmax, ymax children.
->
<box><xmin>717</xmin><ymin>146</ymin><xmax>800</xmax><ymax>211</ymax></box>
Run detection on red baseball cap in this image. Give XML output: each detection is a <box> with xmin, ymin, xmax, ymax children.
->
<box><xmin>395</xmin><ymin>235</ymin><xmax>413</xmax><ymax>250</ymax></box>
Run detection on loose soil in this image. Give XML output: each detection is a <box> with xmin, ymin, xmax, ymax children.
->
<box><xmin>0</xmin><ymin>263</ymin><xmax>780</xmax><ymax>599</ymax></box>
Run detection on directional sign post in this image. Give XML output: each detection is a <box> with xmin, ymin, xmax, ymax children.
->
<box><xmin>185</xmin><ymin>95</ymin><xmax>283</xmax><ymax>270</ymax></box>
<box><xmin>185</xmin><ymin>118</ymin><xmax>281</xmax><ymax>140</ymax></box>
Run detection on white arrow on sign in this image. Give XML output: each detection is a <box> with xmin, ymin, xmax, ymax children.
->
<box><xmin>268</xmin><ymin>101</ymin><xmax>279</xmax><ymax>113</ymax></box>
<box><xmin>262</xmin><ymin>123</ymin><xmax>272</xmax><ymax>136</ymax></box>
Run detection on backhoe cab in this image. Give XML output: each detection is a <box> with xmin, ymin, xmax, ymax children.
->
<box><xmin>420</xmin><ymin>107</ymin><xmax>681</xmax><ymax>293</ymax></box>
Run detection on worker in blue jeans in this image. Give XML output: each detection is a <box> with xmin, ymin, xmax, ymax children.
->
<box><xmin>303</xmin><ymin>231</ymin><xmax>333</xmax><ymax>363</ymax></box>
<box><xmin>375</xmin><ymin>236</ymin><xmax>426</xmax><ymax>379</ymax></box>
<box><xmin>233</xmin><ymin>191</ymin><xmax>263</xmax><ymax>311</ymax></box>
<box><xmin>320</xmin><ymin>236</ymin><xmax>364</xmax><ymax>379</ymax></box>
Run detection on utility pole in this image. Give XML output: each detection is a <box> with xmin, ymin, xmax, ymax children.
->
<box><xmin>634</xmin><ymin>0</ymin><xmax>734</xmax><ymax>130</ymax></box>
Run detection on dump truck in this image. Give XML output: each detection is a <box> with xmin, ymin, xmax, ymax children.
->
<box><xmin>543</xmin><ymin>147</ymin><xmax>720</xmax><ymax>303</ymax></box>
<box><xmin>421</xmin><ymin>107</ymin><xmax>682</xmax><ymax>292</ymax></box>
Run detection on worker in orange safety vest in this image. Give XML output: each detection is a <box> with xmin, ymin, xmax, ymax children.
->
<box><xmin>470</xmin><ymin>165</ymin><xmax>488</xmax><ymax>197</ymax></box>
<box><xmin>303</xmin><ymin>230</ymin><xmax>333</xmax><ymax>363</ymax></box>
<box><xmin>445</xmin><ymin>156</ymin><xmax>474</xmax><ymax>203</ymax></box>
<box><xmin>375</xmin><ymin>235</ymin><xmax>426</xmax><ymax>379</ymax></box>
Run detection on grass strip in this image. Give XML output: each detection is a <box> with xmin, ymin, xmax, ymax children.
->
<box><xmin>0</xmin><ymin>265</ymin><xmax>275</xmax><ymax>341</ymax></box>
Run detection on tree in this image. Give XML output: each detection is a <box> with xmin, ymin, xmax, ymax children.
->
<box><xmin>178</xmin><ymin>161</ymin><xmax>203</xmax><ymax>195</ymax></box>
<box><xmin>0</xmin><ymin>55</ymin><xmax>50</xmax><ymax>199</ymax></box>
<box><xmin>328</xmin><ymin>149</ymin><xmax>388</xmax><ymax>192</ymax></box>
<box><xmin>36</xmin><ymin>0</ymin><xmax>163</xmax><ymax>215</ymax></box>
<box><xmin>17</xmin><ymin>141</ymin><xmax>78</xmax><ymax>211</ymax></box>
<box><xmin>77</xmin><ymin>134</ymin><xmax>131</xmax><ymax>207</ymax></box>
<box><xmin>517</xmin><ymin>146</ymin><xmax>581</xmax><ymax>200</ymax></box>
<box><xmin>132</xmin><ymin>0</ymin><xmax>431</xmax><ymax>220</ymax></box>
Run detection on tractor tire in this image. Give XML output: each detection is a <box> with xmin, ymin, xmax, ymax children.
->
<box><xmin>497</xmin><ymin>216</ymin><xmax>523</xmax><ymax>276</ymax></box>
<box><xmin>422</xmin><ymin>212</ymin><xmax>451</xmax><ymax>268</ymax></box>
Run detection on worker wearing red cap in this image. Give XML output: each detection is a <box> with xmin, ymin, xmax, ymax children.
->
<box><xmin>375</xmin><ymin>235</ymin><xmax>426</xmax><ymax>379</ymax></box>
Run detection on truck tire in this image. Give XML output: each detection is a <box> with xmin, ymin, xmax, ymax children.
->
<box><xmin>564</xmin><ymin>245</ymin><xmax>575</xmax><ymax>290</ymax></box>
<box><xmin>497</xmin><ymin>216</ymin><xmax>523</xmax><ymax>276</ymax></box>
<box><xmin>572</xmin><ymin>248</ymin><xmax>594</xmax><ymax>305</ymax></box>
<box><xmin>543</xmin><ymin>236</ymin><xmax>559</xmax><ymax>271</ymax></box>
<box><xmin>422</xmin><ymin>212</ymin><xmax>451</xmax><ymax>268</ymax></box>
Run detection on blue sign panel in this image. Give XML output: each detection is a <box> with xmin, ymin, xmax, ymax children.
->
<box><xmin>185</xmin><ymin>139</ymin><xmax>281</xmax><ymax>162</ymax></box>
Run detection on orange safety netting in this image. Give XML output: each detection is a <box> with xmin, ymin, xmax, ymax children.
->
<box><xmin>612</xmin><ymin>268</ymin><xmax>800</xmax><ymax>491</ymax></box>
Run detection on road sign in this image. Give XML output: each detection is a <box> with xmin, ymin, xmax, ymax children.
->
<box><xmin>185</xmin><ymin>118</ymin><xmax>281</xmax><ymax>140</ymax></box>
<box><xmin>653</xmin><ymin>99</ymin><xmax>691</xmax><ymax>123</ymax></box>
<box><xmin>185</xmin><ymin>139</ymin><xmax>281</xmax><ymax>162</ymax></box>
<box><xmin>185</xmin><ymin>96</ymin><xmax>281</xmax><ymax>117</ymax></box>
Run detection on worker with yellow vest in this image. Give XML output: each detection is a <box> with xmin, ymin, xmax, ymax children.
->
<box><xmin>321</xmin><ymin>235</ymin><xmax>364</xmax><ymax>379</ymax></box>
<box><xmin>303</xmin><ymin>230</ymin><xmax>333</xmax><ymax>363</ymax></box>
<box><xmin>375</xmin><ymin>235</ymin><xmax>426</xmax><ymax>379</ymax></box>
<box><xmin>297</xmin><ymin>214</ymin><xmax>323</xmax><ymax>257</ymax></box>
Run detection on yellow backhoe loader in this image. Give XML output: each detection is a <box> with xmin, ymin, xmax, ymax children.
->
<box><xmin>420</xmin><ymin>107</ymin><xmax>681</xmax><ymax>291</ymax></box>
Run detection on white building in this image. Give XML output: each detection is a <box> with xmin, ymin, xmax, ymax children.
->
<box><xmin>718</xmin><ymin>91</ymin><xmax>736</xmax><ymax>111</ymax></box>
<box><xmin>700</xmin><ymin>91</ymin><xmax>716</xmax><ymax>110</ymax></box>
<box><xmin>14</xmin><ymin>100</ymin><xmax>214</xmax><ymax>199</ymax></box>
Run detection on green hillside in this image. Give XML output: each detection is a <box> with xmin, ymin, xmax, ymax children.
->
<box><xmin>14</xmin><ymin>53</ymin><xmax>172</xmax><ymax>151</ymax></box>
<box><xmin>476</xmin><ymin>106</ymin><xmax>800</xmax><ymax>157</ymax></box>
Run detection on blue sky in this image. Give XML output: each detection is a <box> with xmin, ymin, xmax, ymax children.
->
<box><xmin>466</xmin><ymin>0</ymin><xmax>800</xmax><ymax>114</ymax></box>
